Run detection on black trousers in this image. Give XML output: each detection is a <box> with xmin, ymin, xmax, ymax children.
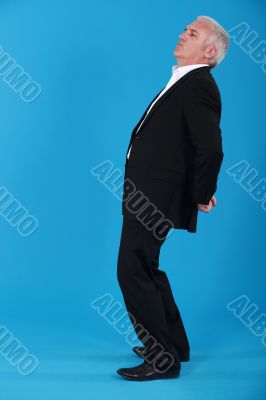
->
<box><xmin>117</xmin><ymin>216</ymin><xmax>190</xmax><ymax>365</ymax></box>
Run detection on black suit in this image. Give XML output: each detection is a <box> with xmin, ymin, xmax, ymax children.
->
<box><xmin>117</xmin><ymin>65</ymin><xmax>224</xmax><ymax>367</ymax></box>
<box><xmin>122</xmin><ymin>65</ymin><xmax>223</xmax><ymax>233</ymax></box>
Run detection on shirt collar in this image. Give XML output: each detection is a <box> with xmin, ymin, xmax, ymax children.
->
<box><xmin>172</xmin><ymin>63</ymin><xmax>209</xmax><ymax>74</ymax></box>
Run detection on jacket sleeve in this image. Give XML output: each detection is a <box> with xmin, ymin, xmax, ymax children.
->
<box><xmin>183</xmin><ymin>78</ymin><xmax>224</xmax><ymax>205</ymax></box>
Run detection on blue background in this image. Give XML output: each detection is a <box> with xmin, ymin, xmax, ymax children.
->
<box><xmin>0</xmin><ymin>0</ymin><xmax>265</xmax><ymax>398</ymax></box>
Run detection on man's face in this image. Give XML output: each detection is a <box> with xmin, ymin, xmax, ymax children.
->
<box><xmin>174</xmin><ymin>20</ymin><xmax>214</xmax><ymax>66</ymax></box>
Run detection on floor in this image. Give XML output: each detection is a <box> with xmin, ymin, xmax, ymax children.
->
<box><xmin>1</xmin><ymin>326</ymin><xmax>265</xmax><ymax>400</ymax></box>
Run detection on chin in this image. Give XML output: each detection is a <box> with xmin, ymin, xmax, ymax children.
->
<box><xmin>174</xmin><ymin>46</ymin><xmax>182</xmax><ymax>54</ymax></box>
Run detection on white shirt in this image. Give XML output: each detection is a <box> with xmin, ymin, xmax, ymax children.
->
<box><xmin>127</xmin><ymin>63</ymin><xmax>209</xmax><ymax>159</ymax></box>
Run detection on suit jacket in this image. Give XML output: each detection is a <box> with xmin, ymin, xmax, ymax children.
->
<box><xmin>121</xmin><ymin>66</ymin><xmax>224</xmax><ymax>233</ymax></box>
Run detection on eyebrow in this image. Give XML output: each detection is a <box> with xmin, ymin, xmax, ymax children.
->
<box><xmin>185</xmin><ymin>26</ymin><xmax>199</xmax><ymax>35</ymax></box>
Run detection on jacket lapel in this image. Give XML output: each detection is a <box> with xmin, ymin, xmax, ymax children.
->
<box><xmin>131</xmin><ymin>88</ymin><xmax>164</xmax><ymax>136</ymax></box>
<box><xmin>132</xmin><ymin>66</ymin><xmax>211</xmax><ymax>135</ymax></box>
<box><xmin>126</xmin><ymin>88</ymin><xmax>165</xmax><ymax>154</ymax></box>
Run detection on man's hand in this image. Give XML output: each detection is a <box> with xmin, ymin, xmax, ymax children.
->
<box><xmin>197</xmin><ymin>196</ymin><xmax>217</xmax><ymax>212</ymax></box>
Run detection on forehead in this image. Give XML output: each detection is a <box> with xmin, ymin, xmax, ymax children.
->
<box><xmin>186</xmin><ymin>20</ymin><xmax>212</xmax><ymax>36</ymax></box>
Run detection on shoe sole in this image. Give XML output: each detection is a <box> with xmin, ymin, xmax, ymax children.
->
<box><xmin>118</xmin><ymin>370</ymin><xmax>180</xmax><ymax>381</ymax></box>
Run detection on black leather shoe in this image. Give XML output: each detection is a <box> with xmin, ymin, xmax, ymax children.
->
<box><xmin>117</xmin><ymin>361</ymin><xmax>180</xmax><ymax>381</ymax></box>
<box><xmin>133</xmin><ymin>346</ymin><xmax>190</xmax><ymax>362</ymax></box>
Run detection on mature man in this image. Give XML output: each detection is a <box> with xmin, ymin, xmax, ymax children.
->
<box><xmin>116</xmin><ymin>16</ymin><xmax>229</xmax><ymax>381</ymax></box>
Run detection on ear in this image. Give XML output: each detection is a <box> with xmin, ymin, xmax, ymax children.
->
<box><xmin>204</xmin><ymin>46</ymin><xmax>217</xmax><ymax>60</ymax></box>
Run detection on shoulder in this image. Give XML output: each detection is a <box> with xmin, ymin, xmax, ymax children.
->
<box><xmin>183</xmin><ymin>71</ymin><xmax>221</xmax><ymax>104</ymax></box>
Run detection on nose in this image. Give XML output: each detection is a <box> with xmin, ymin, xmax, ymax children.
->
<box><xmin>178</xmin><ymin>32</ymin><xmax>185</xmax><ymax>41</ymax></box>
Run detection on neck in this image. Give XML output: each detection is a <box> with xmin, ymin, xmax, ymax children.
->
<box><xmin>176</xmin><ymin>59</ymin><xmax>209</xmax><ymax>67</ymax></box>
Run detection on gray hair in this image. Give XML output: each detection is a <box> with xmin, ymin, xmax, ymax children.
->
<box><xmin>197</xmin><ymin>15</ymin><xmax>229</xmax><ymax>67</ymax></box>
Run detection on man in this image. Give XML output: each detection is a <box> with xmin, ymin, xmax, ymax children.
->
<box><xmin>116</xmin><ymin>16</ymin><xmax>229</xmax><ymax>381</ymax></box>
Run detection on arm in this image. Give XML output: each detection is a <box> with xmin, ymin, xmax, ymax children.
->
<box><xmin>183</xmin><ymin>78</ymin><xmax>224</xmax><ymax>208</ymax></box>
